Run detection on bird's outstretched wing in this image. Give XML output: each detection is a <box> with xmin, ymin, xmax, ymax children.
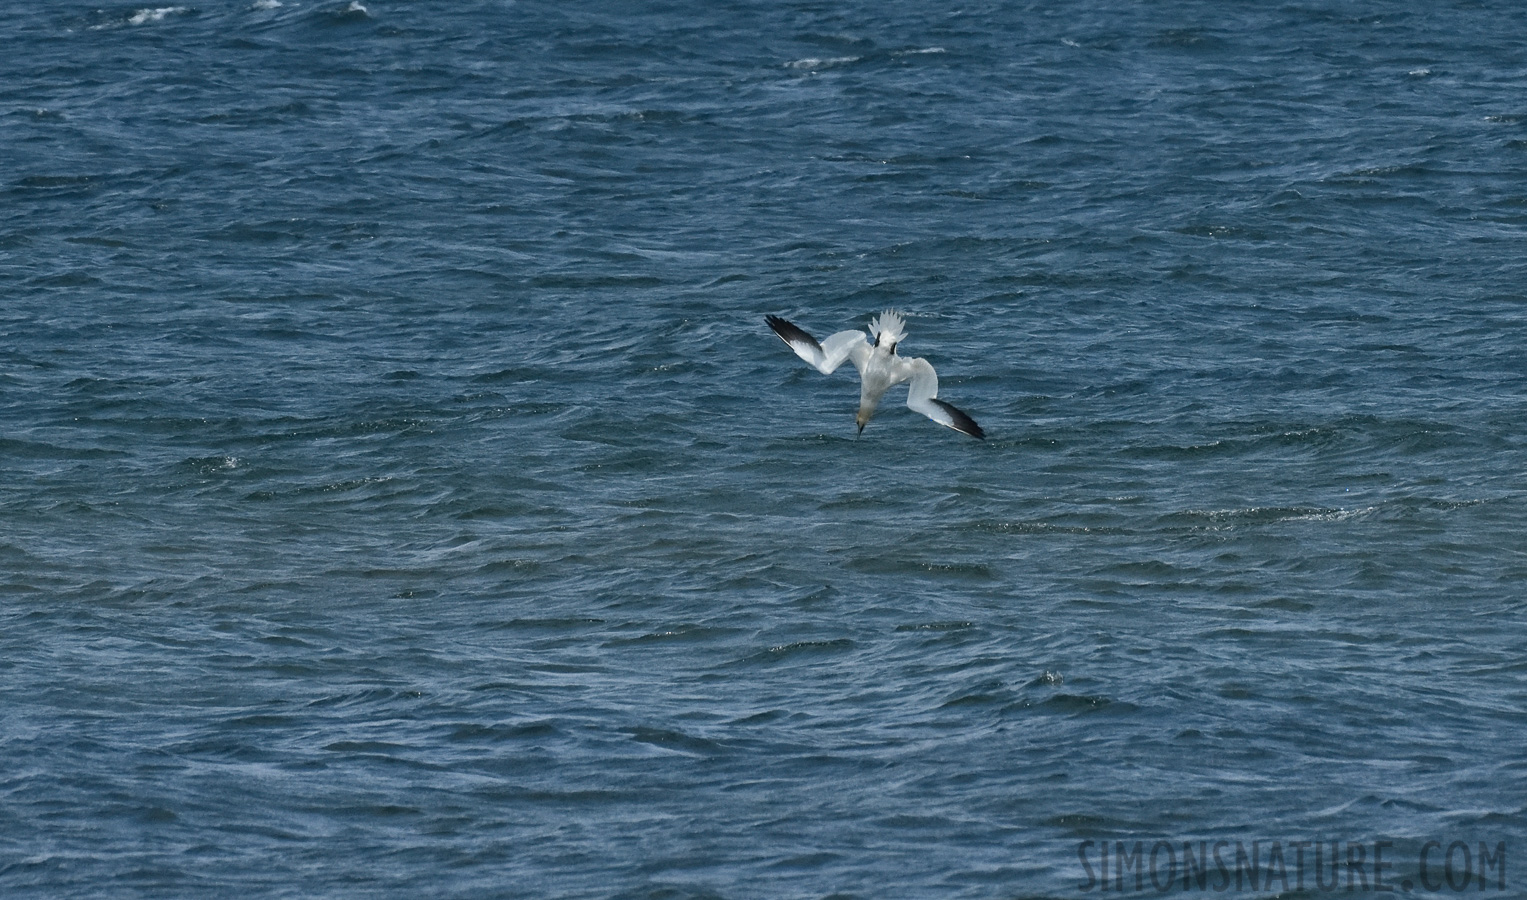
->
<box><xmin>897</xmin><ymin>356</ymin><xmax>985</xmax><ymax>439</ymax></box>
<box><xmin>766</xmin><ymin>315</ymin><xmax>870</xmax><ymax>376</ymax></box>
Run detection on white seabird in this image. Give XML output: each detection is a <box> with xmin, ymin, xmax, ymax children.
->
<box><xmin>765</xmin><ymin>310</ymin><xmax>985</xmax><ymax>439</ymax></box>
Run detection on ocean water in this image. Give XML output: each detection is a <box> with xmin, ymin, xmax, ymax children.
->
<box><xmin>3</xmin><ymin>1</ymin><xmax>1526</xmax><ymax>897</ymax></box>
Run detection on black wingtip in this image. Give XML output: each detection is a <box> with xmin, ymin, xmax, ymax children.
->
<box><xmin>765</xmin><ymin>314</ymin><xmax>822</xmax><ymax>353</ymax></box>
<box><xmin>932</xmin><ymin>398</ymin><xmax>985</xmax><ymax>440</ymax></box>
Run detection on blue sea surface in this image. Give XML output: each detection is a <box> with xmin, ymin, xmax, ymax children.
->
<box><xmin>3</xmin><ymin>2</ymin><xmax>1526</xmax><ymax>897</ymax></box>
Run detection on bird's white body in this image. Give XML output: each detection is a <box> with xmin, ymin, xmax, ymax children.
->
<box><xmin>765</xmin><ymin>310</ymin><xmax>984</xmax><ymax>439</ymax></box>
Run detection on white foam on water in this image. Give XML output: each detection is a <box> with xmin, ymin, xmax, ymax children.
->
<box><xmin>128</xmin><ymin>6</ymin><xmax>188</xmax><ymax>25</ymax></box>
<box><xmin>784</xmin><ymin>56</ymin><xmax>858</xmax><ymax>70</ymax></box>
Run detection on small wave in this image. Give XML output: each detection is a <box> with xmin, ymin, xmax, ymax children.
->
<box><xmin>1158</xmin><ymin>505</ymin><xmax>1373</xmax><ymax>531</ymax></box>
<box><xmin>756</xmin><ymin>638</ymin><xmax>854</xmax><ymax>661</ymax></box>
<box><xmin>893</xmin><ymin>621</ymin><xmax>973</xmax><ymax>632</ymax></box>
<box><xmin>1029</xmin><ymin>670</ymin><xmax>1065</xmax><ymax>687</ymax></box>
<box><xmin>128</xmin><ymin>6</ymin><xmax>189</xmax><ymax>25</ymax></box>
<box><xmin>1035</xmin><ymin>693</ymin><xmax>1133</xmax><ymax>715</ymax></box>
<box><xmin>179</xmin><ymin>455</ymin><xmax>239</xmax><ymax>475</ymax></box>
<box><xmin>251</xmin><ymin>0</ymin><xmax>282</xmax><ymax>8</ymax></box>
<box><xmin>626</xmin><ymin>726</ymin><xmax>725</xmax><ymax>756</ymax></box>
<box><xmin>785</xmin><ymin>56</ymin><xmax>859</xmax><ymax>70</ymax></box>
<box><xmin>602</xmin><ymin>624</ymin><xmax>734</xmax><ymax>646</ymax></box>
<box><xmin>846</xmin><ymin>555</ymin><xmax>995</xmax><ymax>579</ymax></box>
<box><xmin>14</xmin><ymin>174</ymin><xmax>97</xmax><ymax>189</ymax></box>
<box><xmin>448</xmin><ymin>721</ymin><xmax>558</xmax><ymax>742</ymax></box>
<box><xmin>972</xmin><ymin>520</ymin><xmax>1133</xmax><ymax>536</ymax></box>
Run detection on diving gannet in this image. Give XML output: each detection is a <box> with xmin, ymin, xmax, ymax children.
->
<box><xmin>765</xmin><ymin>310</ymin><xmax>985</xmax><ymax>439</ymax></box>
